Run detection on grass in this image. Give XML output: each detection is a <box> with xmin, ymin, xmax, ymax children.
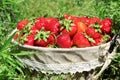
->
<box><xmin>0</xmin><ymin>0</ymin><xmax>120</xmax><ymax>80</ymax></box>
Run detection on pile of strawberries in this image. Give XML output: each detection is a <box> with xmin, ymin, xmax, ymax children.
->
<box><xmin>14</xmin><ymin>14</ymin><xmax>113</xmax><ymax>48</ymax></box>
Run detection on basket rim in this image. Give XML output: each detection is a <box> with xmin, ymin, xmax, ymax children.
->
<box><xmin>12</xmin><ymin>39</ymin><xmax>110</xmax><ymax>51</ymax></box>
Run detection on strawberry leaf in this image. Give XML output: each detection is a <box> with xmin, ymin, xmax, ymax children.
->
<box><xmin>19</xmin><ymin>34</ymin><xmax>27</xmax><ymax>44</ymax></box>
<box><xmin>84</xmin><ymin>33</ymin><xmax>95</xmax><ymax>43</ymax></box>
<box><xmin>22</xmin><ymin>20</ymin><xmax>35</xmax><ymax>34</ymax></box>
<box><xmin>91</xmin><ymin>23</ymin><xmax>102</xmax><ymax>33</ymax></box>
<box><xmin>102</xmin><ymin>34</ymin><xmax>111</xmax><ymax>43</ymax></box>
<box><xmin>60</xmin><ymin>19</ymin><xmax>72</xmax><ymax>31</ymax></box>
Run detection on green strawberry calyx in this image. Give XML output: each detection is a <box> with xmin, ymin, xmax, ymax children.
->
<box><xmin>60</xmin><ymin>19</ymin><xmax>72</xmax><ymax>31</ymax></box>
<box><xmin>91</xmin><ymin>23</ymin><xmax>102</xmax><ymax>33</ymax></box>
<box><xmin>34</xmin><ymin>27</ymin><xmax>50</xmax><ymax>42</ymax></box>
<box><xmin>84</xmin><ymin>33</ymin><xmax>95</xmax><ymax>43</ymax></box>
<box><xmin>102</xmin><ymin>34</ymin><xmax>111</xmax><ymax>43</ymax></box>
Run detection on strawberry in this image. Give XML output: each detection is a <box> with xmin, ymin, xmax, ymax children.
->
<box><xmin>60</xmin><ymin>19</ymin><xmax>77</xmax><ymax>37</ymax></box>
<box><xmin>24</xmin><ymin>34</ymin><xmax>35</xmax><ymax>46</ymax></box>
<box><xmin>46</xmin><ymin>18</ymin><xmax>61</xmax><ymax>35</ymax></box>
<box><xmin>63</xmin><ymin>14</ymin><xmax>70</xmax><ymax>19</ymax></box>
<box><xmin>70</xmin><ymin>16</ymin><xmax>79</xmax><ymax>21</ymax></box>
<box><xmin>73</xmin><ymin>33</ymin><xmax>90</xmax><ymax>48</ymax></box>
<box><xmin>34</xmin><ymin>39</ymin><xmax>49</xmax><ymax>47</ymax></box>
<box><xmin>91</xmin><ymin>34</ymin><xmax>111</xmax><ymax>46</ymax></box>
<box><xmin>14</xmin><ymin>31</ymin><xmax>24</xmax><ymax>42</ymax></box>
<box><xmin>63</xmin><ymin>14</ymin><xmax>77</xmax><ymax>20</ymax></box>
<box><xmin>17</xmin><ymin>19</ymin><xmax>29</xmax><ymax>30</ymax></box>
<box><xmin>90</xmin><ymin>17</ymin><xmax>101</xmax><ymax>25</ymax></box>
<box><xmin>30</xmin><ymin>25</ymin><xmax>38</xmax><ymax>35</ymax></box>
<box><xmin>100</xmin><ymin>18</ymin><xmax>112</xmax><ymax>26</ymax></box>
<box><xmin>85</xmin><ymin>27</ymin><xmax>102</xmax><ymax>39</ymax></box>
<box><xmin>45</xmin><ymin>17</ymin><xmax>56</xmax><ymax>23</ymax></box>
<box><xmin>56</xmin><ymin>33</ymin><xmax>72</xmax><ymax>48</ymax></box>
<box><xmin>79</xmin><ymin>17</ymin><xmax>91</xmax><ymax>25</ymax></box>
<box><xmin>74</xmin><ymin>21</ymin><xmax>87</xmax><ymax>33</ymax></box>
<box><xmin>100</xmin><ymin>18</ymin><xmax>112</xmax><ymax>33</ymax></box>
<box><xmin>34</xmin><ymin>28</ymin><xmax>50</xmax><ymax>47</ymax></box>
<box><xmin>101</xmin><ymin>25</ymin><xmax>111</xmax><ymax>33</ymax></box>
<box><xmin>35</xmin><ymin>17</ymin><xmax>48</xmax><ymax>30</ymax></box>
<box><xmin>61</xmin><ymin>26</ymin><xmax>77</xmax><ymax>37</ymax></box>
<box><xmin>47</xmin><ymin>34</ymin><xmax>56</xmax><ymax>45</ymax></box>
<box><xmin>14</xmin><ymin>32</ymin><xmax>19</xmax><ymax>40</ymax></box>
<box><xmin>91</xmin><ymin>38</ymin><xmax>102</xmax><ymax>46</ymax></box>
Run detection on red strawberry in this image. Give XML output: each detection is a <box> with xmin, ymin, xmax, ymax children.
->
<box><xmin>30</xmin><ymin>25</ymin><xmax>38</xmax><ymax>35</ymax></box>
<box><xmin>64</xmin><ymin>14</ymin><xmax>70</xmax><ymax>19</ymax></box>
<box><xmin>74</xmin><ymin>21</ymin><xmax>87</xmax><ymax>33</ymax></box>
<box><xmin>100</xmin><ymin>18</ymin><xmax>112</xmax><ymax>26</ymax></box>
<box><xmin>91</xmin><ymin>38</ymin><xmax>102</xmax><ymax>46</ymax></box>
<box><xmin>24</xmin><ymin>34</ymin><xmax>34</xmax><ymax>46</ymax></box>
<box><xmin>91</xmin><ymin>34</ymin><xmax>111</xmax><ymax>46</ymax></box>
<box><xmin>35</xmin><ymin>17</ymin><xmax>48</xmax><ymax>30</ymax></box>
<box><xmin>73</xmin><ymin>33</ymin><xmax>90</xmax><ymax>48</ymax></box>
<box><xmin>34</xmin><ymin>28</ymin><xmax>51</xmax><ymax>47</ymax></box>
<box><xmin>14</xmin><ymin>31</ymin><xmax>23</xmax><ymax>42</ymax></box>
<box><xmin>100</xmin><ymin>18</ymin><xmax>112</xmax><ymax>33</ymax></box>
<box><xmin>35</xmin><ymin>39</ymin><xmax>49</xmax><ymax>47</ymax></box>
<box><xmin>45</xmin><ymin>17</ymin><xmax>56</xmax><ymax>23</ymax></box>
<box><xmin>46</xmin><ymin>18</ymin><xmax>61</xmax><ymax>35</ymax></box>
<box><xmin>56</xmin><ymin>33</ymin><xmax>72</xmax><ymax>48</ymax></box>
<box><xmin>63</xmin><ymin>14</ymin><xmax>77</xmax><ymax>20</ymax></box>
<box><xmin>90</xmin><ymin>17</ymin><xmax>101</xmax><ymax>25</ymax></box>
<box><xmin>62</xmin><ymin>26</ymin><xmax>77</xmax><ymax>37</ymax></box>
<box><xmin>14</xmin><ymin>32</ymin><xmax>19</xmax><ymax>40</ymax></box>
<box><xmin>70</xmin><ymin>16</ymin><xmax>79</xmax><ymax>21</ymax></box>
<box><xmin>35</xmin><ymin>34</ymin><xmax>55</xmax><ymax>47</ymax></box>
<box><xmin>47</xmin><ymin>34</ymin><xmax>56</xmax><ymax>45</ymax></box>
<box><xmin>17</xmin><ymin>19</ymin><xmax>29</xmax><ymax>30</ymax></box>
<box><xmin>85</xmin><ymin>27</ymin><xmax>102</xmax><ymax>39</ymax></box>
<box><xmin>60</xmin><ymin>19</ymin><xmax>77</xmax><ymax>37</ymax></box>
<box><xmin>101</xmin><ymin>25</ymin><xmax>111</xmax><ymax>33</ymax></box>
<box><xmin>79</xmin><ymin>17</ymin><xmax>91</xmax><ymax>25</ymax></box>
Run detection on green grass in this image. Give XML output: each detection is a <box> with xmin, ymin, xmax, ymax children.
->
<box><xmin>0</xmin><ymin>0</ymin><xmax>120</xmax><ymax>80</ymax></box>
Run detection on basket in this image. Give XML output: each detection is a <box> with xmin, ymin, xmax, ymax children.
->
<box><xmin>11</xmin><ymin>29</ymin><xmax>111</xmax><ymax>74</ymax></box>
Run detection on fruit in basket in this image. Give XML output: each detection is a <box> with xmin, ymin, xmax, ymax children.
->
<box><xmin>78</xmin><ymin>17</ymin><xmax>91</xmax><ymax>25</ymax></box>
<box><xmin>24</xmin><ymin>34</ymin><xmax>35</xmax><ymax>46</ymax></box>
<box><xmin>34</xmin><ymin>28</ymin><xmax>55</xmax><ymax>47</ymax></box>
<box><xmin>62</xmin><ymin>26</ymin><xmax>77</xmax><ymax>37</ymax></box>
<box><xmin>56</xmin><ymin>33</ymin><xmax>72</xmax><ymax>48</ymax></box>
<box><xmin>85</xmin><ymin>27</ymin><xmax>102</xmax><ymax>39</ymax></box>
<box><xmin>14</xmin><ymin>14</ymin><xmax>113</xmax><ymax>48</ymax></box>
<box><xmin>90</xmin><ymin>17</ymin><xmax>101</xmax><ymax>25</ymax></box>
<box><xmin>75</xmin><ymin>21</ymin><xmax>87</xmax><ymax>33</ymax></box>
<box><xmin>17</xmin><ymin>19</ymin><xmax>29</xmax><ymax>30</ymax></box>
<box><xmin>100</xmin><ymin>18</ymin><xmax>112</xmax><ymax>33</ymax></box>
<box><xmin>35</xmin><ymin>17</ymin><xmax>48</xmax><ymax>30</ymax></box>
<box><xmin>60</xmin><ymin>19</ymin><xmax>77</xmax><ymax>37</ymax></box>
<box><xmin>46</xmin><ymin>18</ymin><xmax>61</xmax><ymax>35</ymax></box>
<box><xmin>73</xmin><ymin>33</ymin><xmax>90</xmax><ymax>47</ymax></box>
